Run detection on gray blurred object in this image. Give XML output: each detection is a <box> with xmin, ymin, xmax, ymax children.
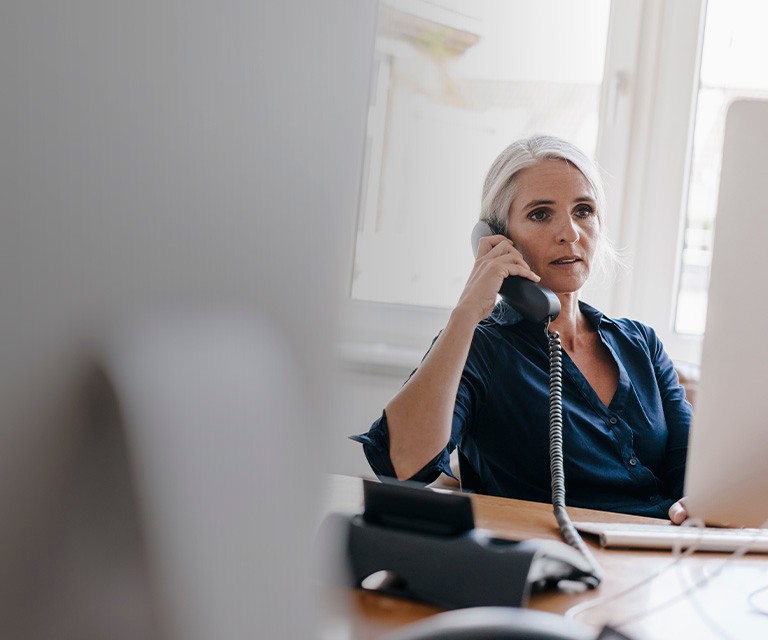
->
<box><xmin>24</xmin><ymin>310</ymin><xmax>312</xmax><ymax>639</ymax></box>
<box><xmin>0</xmin><ymin>0</ymin><xmax>376</xmax><ymax>637</ymax></box>
<box><xmin>95</xmin><ymin>309</ymin><xmax>312</xmax><ymax>640</ymax></box>
<box><xmin>380</xmin><ymin>607</ymin><xmax>594</xmax><ymax>640</ymax></box>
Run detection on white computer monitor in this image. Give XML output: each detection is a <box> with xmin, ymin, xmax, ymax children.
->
<box><xmin>683</xmin><ymin>99</ymin><xmax>768</xmax><ymax>528</ymax></box>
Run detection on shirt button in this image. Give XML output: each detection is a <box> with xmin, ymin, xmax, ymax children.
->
<box><xmin>629</xmin><ymin>457</ymin><xmax>639</xmax><ymax>467</ymax></box>
<box><xmin>609</xmin><ymin>416</ymin><xmax>618</xmax><ymax>425</ymax></box>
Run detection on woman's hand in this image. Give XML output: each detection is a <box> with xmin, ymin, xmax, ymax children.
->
<box><xmin>456</xmin><ymin>234</ymin><xmax>540</xmax><ymax>324</ymax></box>
<box><xmin>668</xmin><ymin>498</ymin><xmax>688</xmax><ymax>525</ymax></box>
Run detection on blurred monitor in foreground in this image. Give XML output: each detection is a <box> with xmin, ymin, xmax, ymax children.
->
<box><xmin>0</xmin><ymin>1</ymin><xmax>375</xmax><ymax>637</ymax></box>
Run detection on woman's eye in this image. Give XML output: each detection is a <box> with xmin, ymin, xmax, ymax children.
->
<box><xmin>575</xmin><ymin>205</ymin><xmax>594</xmax><ymax>218</ymax></box>
<box><xmin>528</xmin><ymin>209</ymin><xmax>548</xmax><ymax>222</ymax></box>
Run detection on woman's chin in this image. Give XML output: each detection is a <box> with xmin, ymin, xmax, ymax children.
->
<box><xmin>541</xmin><ymin>270</ymin><xmax>589</xmax><ymax>295</ymax></box>
<box><xmin>542</xmin><ymin>280</ymin><xmax>585</xmax><ymax>297</ymax></box>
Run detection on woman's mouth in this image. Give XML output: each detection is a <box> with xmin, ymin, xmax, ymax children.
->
<box><xmin>550</xmin><ymin>256</ymin><xmax>581</xmax><ymax>265</ymax></box>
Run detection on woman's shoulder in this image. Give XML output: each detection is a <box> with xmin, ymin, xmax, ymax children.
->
<box><xmin>471</xmin><ymin>315</ymin><xmax>509</xmax><ymax>356</ymax></box>
<box><xmin>609</xmin><ymin>315</ymin><xmax>656</xmax><ymax>338</ymax></box>
<box><xmin>580</xmin><ymin>301</ymin><xmax>660</xmax><ymax>345</ymax></box>
<box><xmin>466</xmin><ymin>303</ymin><xmax>534</xmax><ymax>365</ymax></box>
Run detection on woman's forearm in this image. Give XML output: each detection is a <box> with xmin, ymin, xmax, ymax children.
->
<box><xmin>385</xmin><ymin>307</ymin><xmax>479</xmax><ymax>479</ymax></box>
<box><xmin>385</xmin><ymin>232</ymin><xmax>537</xmax><ymax>479</ymax></box>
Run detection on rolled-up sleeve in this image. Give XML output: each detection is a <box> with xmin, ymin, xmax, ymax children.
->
<box><xmin>350</xmin><ymin>325</ymin><xmax>497</xmax><ymax>485</ymax></box>
<box><xmin>349</xmin><ymin>410</ymin><xmax>456</xmax><ymax>483</ymax></box>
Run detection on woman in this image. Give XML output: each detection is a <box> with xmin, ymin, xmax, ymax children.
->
<box><xmin>352</xmin><ymin>135</ymin><xmax>691</xmax><ymax>521</ymax></box>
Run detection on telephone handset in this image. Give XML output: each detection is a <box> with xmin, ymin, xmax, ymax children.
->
<box><xmin>471</xmin><ymin>220</ymin><xmax>560</xmax><ymax>323</ymax></box>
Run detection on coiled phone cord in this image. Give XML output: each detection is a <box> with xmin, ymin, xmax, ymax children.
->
<box><xmin>547</xmin><ymin>323</ymin><xmax>604</xmax><ymax>587</ymax></box>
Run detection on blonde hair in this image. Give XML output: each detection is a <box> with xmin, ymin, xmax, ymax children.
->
<box><xmin>480</xmin><ymin>134</ymin><xmax>619</xmax><ymax>275</ymax></box>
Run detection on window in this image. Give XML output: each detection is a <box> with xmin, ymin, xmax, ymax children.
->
<box><xmin>352</xmin><ymin>0</ymin><xmax>611</xmax><ymax>309</ymax></box>
<box><xmin>341</xmin><ymin>0</ymin><xmax>732</xmax><ymax>370</ymax></box>
<box><xmin>674</xmin><ymin>0</ymin><xmax>768</xmax><ymax>335</ymax></box>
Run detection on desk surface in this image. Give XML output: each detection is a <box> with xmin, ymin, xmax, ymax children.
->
<box><xmin>320</xmin><ymin>475</ymin><xmax>768</xmax><ymax>640</ymax></box>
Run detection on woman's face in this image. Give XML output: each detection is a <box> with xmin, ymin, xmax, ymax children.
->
<box><xmin>506</xmin><ymin>159</ymin><xmax>600</xmax><ymax>295</ymax></box>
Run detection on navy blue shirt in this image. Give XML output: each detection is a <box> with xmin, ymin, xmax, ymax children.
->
<box><xmin>352</xmin><ymin>301</ymin><xmax>691</xmax><ymax>519</ymax></box>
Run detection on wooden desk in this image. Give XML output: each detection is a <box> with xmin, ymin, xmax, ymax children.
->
<box><xmin>320</xmin><ymin>475</ymin><xmax>768</xmax><ymax>640</ymax></box>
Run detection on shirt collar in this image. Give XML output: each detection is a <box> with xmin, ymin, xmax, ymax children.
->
<box><xmin>487</xmin><ymin>299</ymin><xmax>616</xmax><ymax>328</ymax></box>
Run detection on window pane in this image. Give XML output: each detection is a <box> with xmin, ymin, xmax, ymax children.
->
<box><xmin>351</xmin><ymin>0</ymin><xmax>611</xmax><ymax>309</ymax></box>
<box><xmin>674</xmin><ymin>0</ymin><xmax>768</xmax><ymax>335</ymax></box>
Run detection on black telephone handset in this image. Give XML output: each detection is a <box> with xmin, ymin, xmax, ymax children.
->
<box><xmin>471</xmin><ymin>220</ymin><xmax>560</xmax><ymax>323</ymax></box>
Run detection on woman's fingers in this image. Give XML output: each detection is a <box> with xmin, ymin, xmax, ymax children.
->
<box><xmin>457</xmin><ymin>234</ymin><xmax>542</xmax><ymax>322</ymax></box>
<box><xmin>500</xmin><ymin>262</ymin><xmax>541</xmax><ymax>282</ymax></box>
<box><xmin>478</xmin><ymin>239</ymin><xmax>538</xmax><ymax>280</ymax></box>
<box><xmin>475</xmin><ymin>234</ymin><xmax>514</xmax><ymax>258</ymax></box>
<box><xmin>471</xmin><ymin>255</ymin><xmax>541</xmax><ymax>293</ymax></box>
<box><xmin>476</xmin><ymin>235</ymin><xmax>530</xmax><ymax>267</ymax></box>
<box><xmin>668</xmin><ymin>498</ymin><xmax>689</xmax><ymax>525</ymax></box>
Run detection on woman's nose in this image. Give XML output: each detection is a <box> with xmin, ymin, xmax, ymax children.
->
<box><xmin>557</xmin><ymin>215</ymin><xmax>580</xmax><ymax>244</ymax></box>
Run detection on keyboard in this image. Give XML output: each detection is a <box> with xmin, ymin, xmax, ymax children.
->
<box><xmin>574</xmin><ymin>521</ymin><xmax>768</xmax><ymax>553</ymax></box>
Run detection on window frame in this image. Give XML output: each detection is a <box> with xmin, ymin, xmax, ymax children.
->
<box><xmin>339</xmin><ymin>0</ymin><xmax>709</xmax><ymax>372</ymax></box>
<box><xmin>608</xmin><ymin>0</ymin><xmax>707</xmax><ymax>364</ymax></box>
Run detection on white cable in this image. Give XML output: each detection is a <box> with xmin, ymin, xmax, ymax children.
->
<box><xmin>747</xmin><ymin>583</ymin><xmax>768</xmax><ymax>616</ymax></box>
<box><xmin>569</xmin><ymin>517</ymin><xmax>768</xmax><ymax>633</ymax></box>
<box><xmin>565</xmin><ymin>520</ymin><xmax>704</xmax><ymax>624</ymax></box>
